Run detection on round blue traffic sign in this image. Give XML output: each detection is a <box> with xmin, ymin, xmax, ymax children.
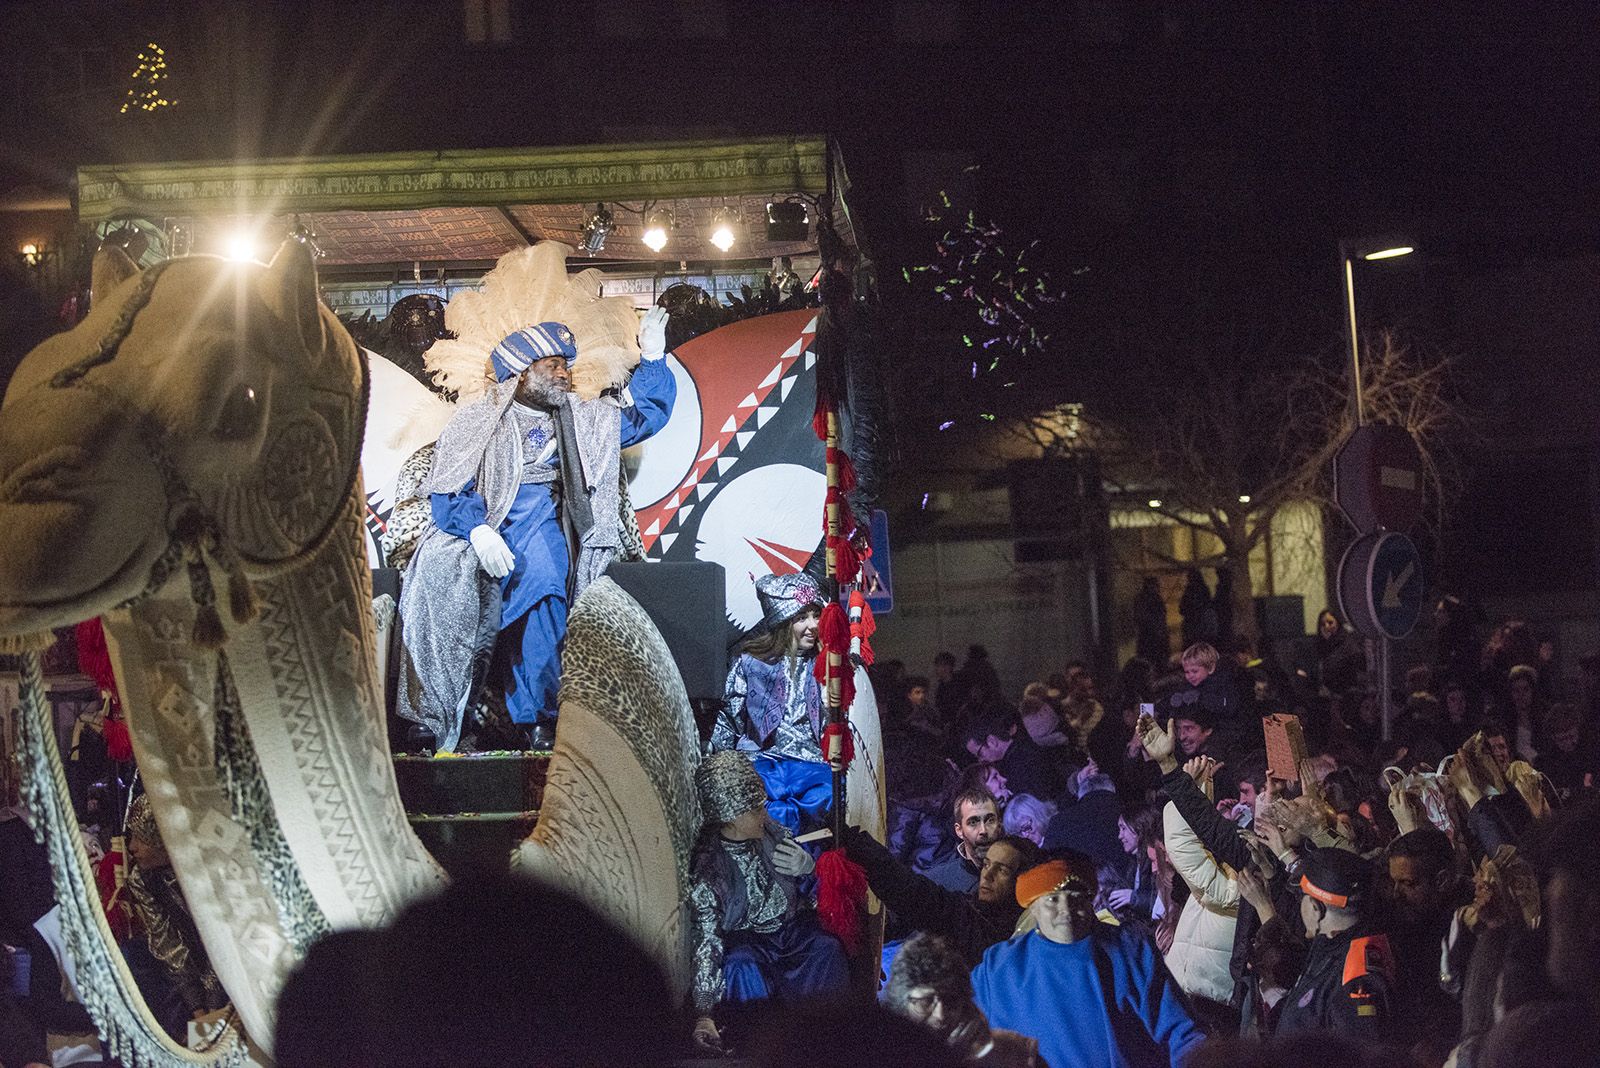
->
<box><xmin>1337</xmin><ymin>531</ymin><xmax>1424</xmax><ymax>640</ymax></box>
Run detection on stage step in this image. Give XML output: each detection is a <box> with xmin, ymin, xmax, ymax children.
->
<box><xmin>407</xmin><ymin>810</ymin><xmax>541</xmax><ymax>878</ymax></box>
<box><xmin>395</xmin><ymin>751</ymin><xmax>551</xmax><ymax>875</ymax></box>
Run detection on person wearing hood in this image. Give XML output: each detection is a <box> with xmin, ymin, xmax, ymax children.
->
<box><xmin>688</xmin><ymin>752</ymin><xmax>848</xmax><ymax>1054</ymax></box>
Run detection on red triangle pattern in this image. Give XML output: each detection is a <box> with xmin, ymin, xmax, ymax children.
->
<box><xmin>636</xmin><ymin>310</ymin><xmax>818</xmax><ymax>551</ymax></box>
<box><xmin>745</xmin><ymin>536</ymin><xmax>813</xmax><ymax>575</ymax></box>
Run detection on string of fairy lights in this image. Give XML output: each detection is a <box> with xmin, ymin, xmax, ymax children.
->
<box><xmin>119</xmin><ymin>42</ymin><xmax>175</xmax><ymax>115</ymax></box>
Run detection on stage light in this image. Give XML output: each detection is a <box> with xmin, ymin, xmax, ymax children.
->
<box><xmin>708</xmin><ymin>206</ymin><xmax>738</xmax><ymax>252</ymax></box>
<box><xmin>579</xmin><ymin>202</ymin><xmax>613</xmax><ymax>253</ymax></box>
<box><xmin>1362</xmin><ymin>246</ymin><xmax>1413</xmax><ymax>261</ymax></box>
<box><xmin>765</xmin><ymin>200</ymin><xmax>809</xmax><ymax>242</ymax></box>
<box><xmin>19</xmin><ymin>243</ymin><xmax>40</xmax><ymax>266</ymax></box>
<box><xmin>641</xmin><ymin>207</ymin><xmax>672</xmax><ymax>252</ymax></box>
<box><xmin>224</xmin><ymin>232</ymin><xmax>259</xmax><ymax>262</ymax></box>
<box><xmin>1238</xmin><ymin>494</ymin><xmax>1251</xmax><ymax>504</ymax></box>
<box><xmin>1147</xmin><ymin>499</ymin><xmax>1162</xmax><ymax>509</ymax></box>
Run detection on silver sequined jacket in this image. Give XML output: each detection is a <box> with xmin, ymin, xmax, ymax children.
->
<box><xmin>687</xmin><ymin>826</ymin><xmax>801</xmax><ymax>1015</ymax></box>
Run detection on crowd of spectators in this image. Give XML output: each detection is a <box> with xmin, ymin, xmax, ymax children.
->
<box><xmin>852</xmin><ymin>600</ymin><xmax>1600</xmax><ymax>1067</ymax></box>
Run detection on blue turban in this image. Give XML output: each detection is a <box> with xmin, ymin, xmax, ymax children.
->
<box><xmin>489</xmin><ymin>321</ymin><xmax>578</xmax><ymax>383</ymax></box>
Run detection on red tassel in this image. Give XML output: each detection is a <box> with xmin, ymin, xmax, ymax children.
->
<box><xmin>852</xmin><ymin>595</ymin><xmax>877</xmax><ymax>640</ymax></box>
<box><xmin>837</xmin><ymin>452</ymin><xmax>857</xmax><ymax>495</ymax></box>
<box><xmin>813</xmin><ymin>390</ymin><xmax>833</xmax><ymax>442</ymax></box>
<box><xmin>104</xmin><ymin>717</ymin><xmax>133</xmax><ymax>763</ymax></box>
<box><xmin>812</xmin><ymin>651</ymin><xmax>857</xmax><ymax>713</ymax></box>
<box><xmin>832</xmin><ymin>536</ymin><xmax>859</xmax><ymax>585</ymax></box>
<box><xmin>818</xmin><ymin>602</ymin><xmax>850</xmax><ymax>654</ymax></box>
<box><xmin>822</xmin><ymin>720</ymin><xmax>855</xmax><ymax>771</ymax></box>
<box><xmin>815</xmin><ymin>848</ymin><xmax>868</xmax><ymax>956</ymax></box>
<box><xmin>74</xmin><ymin>619</ymin><xmax>122</xmax><ymax>713</ymax></box>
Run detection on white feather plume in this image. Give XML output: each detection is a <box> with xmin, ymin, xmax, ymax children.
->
<box><xmin>425</xmin><ymin>241</ymin><xmax>641</xmax><ymax>401</ymax></box>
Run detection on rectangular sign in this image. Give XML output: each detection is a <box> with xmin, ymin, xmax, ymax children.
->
<box><xmin>864</xmin><ymin>509</ymin><xmax>893</xmax><ymax>615</ymax></box>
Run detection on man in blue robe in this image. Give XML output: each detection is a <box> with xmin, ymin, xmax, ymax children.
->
<box><xmin>972</xmin><ymin>853</ymin><xmax>1205</xmax><ymax>1068</ymax></box>
<box><xmin>397</xmin><ymin>310</ymin><xmax>674</xmax><ymax>751</ymax></box>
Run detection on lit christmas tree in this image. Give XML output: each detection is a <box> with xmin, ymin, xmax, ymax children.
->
<box><xmin>119</xmin><ymin>42</ymin><xmax>175</xmax><ymax>115</ymax></box>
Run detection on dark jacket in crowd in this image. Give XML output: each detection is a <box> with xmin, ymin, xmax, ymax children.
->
<box><xmin>995</xmin><ymin>728</ymin><xmax>1069</xmax><ymax>802</ymax></box>
<box><xmin>918</xmin><ymin>843</ymin><xmax>980</xmax><ymax>895</ymax></box>
<box><xmin>843</xmin><ymin>828</ymin><xmax>1019</xmax><ymax>967</ymax></box>
<box><xmin>1274</xmin><ymin>920</ymin><xmax>1397</xmax><ymax>1042</ymax></box>
<box><xmin>1465</xmin><ymin>793</ymin><xmax>1533</xmax><ymax>863</ymax></box>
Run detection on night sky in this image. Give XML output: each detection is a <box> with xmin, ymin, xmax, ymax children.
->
<box><xmin>3</xmin><ymin>0</ymin><xmax>1598</xmax><ymax>599</ymax></box>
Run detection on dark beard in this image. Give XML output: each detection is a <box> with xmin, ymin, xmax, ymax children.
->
<box><xmin>516</xmin><ymin>373</ymin><xmax>570</xmax><ymax>408</ymax></box>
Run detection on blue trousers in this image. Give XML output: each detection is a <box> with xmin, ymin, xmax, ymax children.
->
<box><xmin>723</xmin><ymin>915</ymin><xmax>849</xmax><ymax>1006</ymax></box>
<box><xmin>494</xmin><ymin>594</ymin><xmax>567</xmax><ymax>725</ymax></box>
<box><xmin>750</xmin><ymin>756</ymin><xmax>833</xmax><ymax>836</ymax></box>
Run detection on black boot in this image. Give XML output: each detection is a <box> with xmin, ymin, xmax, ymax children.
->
<box><xmin>404</xmin><ymin>724</ymin><xmax>437</xmax><ymax>757</ymax></box>
<box><xmin>524</xmin><ymin>720</ymin><xmax>556</xmax><ymax>751</ymax></box>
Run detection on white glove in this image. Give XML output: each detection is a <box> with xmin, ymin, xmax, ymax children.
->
<box><xmin>468</xmin><ymin>524</ymin><xmax>515</xmax><ymax>578</ymax></box>
<box><xmin>637</xmin><ymin>306</ymin><xmax>669</xmax><ymax>361</ymax></box>
<box><xmin>772</xmin><ymin>837</ymin><xmax>815</xmax><ymax>878</ymax></box>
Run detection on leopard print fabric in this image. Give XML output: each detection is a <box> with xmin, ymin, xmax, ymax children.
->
<box><xmin>556</xmin><ymin>578</ymin><xmax>703</xmax><ymax>884</ymax></box>
<box><xmin>381</xmin><ymin>444</ymin><xmax>436</xmax><ymax>570</ymax></box>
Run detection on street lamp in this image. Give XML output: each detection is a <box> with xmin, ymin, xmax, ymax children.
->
<box><xmin>1337</xmin><ymin>235</ymin><xmax>1416</xmax><ymax>743</ymax></box>
<box><xmin>1339</xmin><ymin>236</ymin><xmax>1415</xmax><ymax>427</ymax></box>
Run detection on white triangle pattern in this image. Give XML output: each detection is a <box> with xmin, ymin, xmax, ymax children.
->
<box><xmin>649</xmin><ymin>335</ymin><xmax>818</xmax><ymax>550</ymax></box>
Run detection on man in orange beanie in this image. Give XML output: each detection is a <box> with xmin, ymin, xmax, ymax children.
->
<box><xmin>971</xmin><ymin>852</ymin><xmax>1204</xmax><ymax>1068</ymax></box>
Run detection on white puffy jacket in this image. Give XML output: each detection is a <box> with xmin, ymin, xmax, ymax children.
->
<box><xmin>1162</xmin><ymin>800</ymin><xmax>1240</xmax><ymax>1005</ymax></box>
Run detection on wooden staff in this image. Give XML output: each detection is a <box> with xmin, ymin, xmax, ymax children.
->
<box><xmin>823</xmin><ymin>409</ymin><xmax>849</xmax><ymax>843</ymax></box>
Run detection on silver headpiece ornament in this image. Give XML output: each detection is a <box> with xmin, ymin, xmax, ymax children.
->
<box><xmin>695</xmin><ymin>751</ymin><xmax>769</xmax><ymax>826</ymax></box>
<box><xmin>754</xmin><ymin>571</ymin><xmax>824</xmax><ymax>633</ymax></box>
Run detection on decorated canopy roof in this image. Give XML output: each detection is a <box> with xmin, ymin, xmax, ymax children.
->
<box><xmin>75</xmin><ymin>137</ymin><xmax>852</xmax><ymax>270</ymax></box>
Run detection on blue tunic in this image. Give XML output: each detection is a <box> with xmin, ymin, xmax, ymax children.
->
<box><xmin>427</xmin><ymin>359</ymin><xmax>676</xmax><ymax>722</ymax></box>
<box><xmin>971</xmin><ymin>925</ymin><xmax>1205</xmax><ymax>1068</ymax></box>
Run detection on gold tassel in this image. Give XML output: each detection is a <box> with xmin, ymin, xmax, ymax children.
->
<box><xmin>227</xmin><ymin>570</ymin><xmax>259</xmax><ymax>625</ymax></box>
<box><xmin>0</xmin><ymin>629</ymin><xmax>57</xmax><ymax>654</ymax></box>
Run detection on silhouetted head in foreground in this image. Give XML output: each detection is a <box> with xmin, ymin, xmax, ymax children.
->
<box><xmin>275</xmin><ymin>872</ymin><xmax>679</xmax><ymax>1067</ymax></box>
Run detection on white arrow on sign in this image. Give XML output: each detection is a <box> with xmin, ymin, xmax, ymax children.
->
<box><xmin>1381</xmin><ymin>560</ymin><xmax>1416</xmax><ymax>609</ymax></box>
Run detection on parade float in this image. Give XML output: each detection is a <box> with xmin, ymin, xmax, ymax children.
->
<box><xmin>0</xmin><ymin>136</ymin><xmax>888</xmax><ymax>1064</ymax></box>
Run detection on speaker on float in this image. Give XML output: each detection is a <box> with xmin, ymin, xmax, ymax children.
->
<box><xmin>604</xmin><ymin>560</ymin><xmax>729</xmax><ymax>703</ymax></box>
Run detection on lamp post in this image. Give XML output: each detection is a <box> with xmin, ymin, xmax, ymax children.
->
<box><xmin>1338</xmin><ymin>236</ymin><xmax>1415</xmax><ymax>741</ymax></box>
